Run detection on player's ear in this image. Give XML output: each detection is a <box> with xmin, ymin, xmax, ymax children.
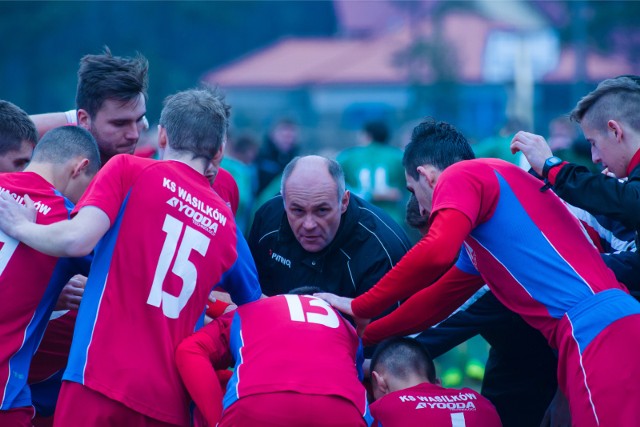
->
<box><xmin>158</xmin><ymin>126</ymin><xmax>168</xmax><ymax>150</ymax></box>
<box><xmin>608</xmin><ymin>119</ymin><xmax>624</xmax><ymax>143</ymax></box>
<box><xmin>71</xmin><ymin>158</ymin><xmax>90</xmax><ymax>178</ymax></box>
<box><xmin>371</xmin><ymin>370</ymin><xmax>389</xmax><ymax>398</ymax></box>
<box><xmin>417</xmin><ymin>165</ymin><xmax>439</xmax><ymax>187</ymax></box>
<box><xmin>77</xmin><ymin>109</ymin><xmax>91</xmax><ymax>131</ymax></box>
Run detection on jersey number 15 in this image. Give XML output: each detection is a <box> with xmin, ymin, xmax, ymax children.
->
<box><xmin>147</xmin><ymin>214</ymin><xmax>210</xmax><ymax>319</ymax></box>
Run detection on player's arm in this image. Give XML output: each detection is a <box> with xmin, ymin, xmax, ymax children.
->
<box><xmin>361</xmin><ymin>266</ymin><xmax>484</xmax><ymax>346</ymax></box>
<box><xmin>30</xmin><ymin>110</ymin><xmax>76</xmax><ymax>135</ymax></box>
<box><xmin>351</xmin><ymin>208</ymin><xmax>472</xmax><ymax>320</ymax></box>
<box><xmin>175</xmin><ymin>315</ymin><xmax>233</xmax><ymax>427</ymax></box>
<box><xmin>0</xmin><ymin>193</ymin><xmax>109</xmax><ymax>257</ymax></box>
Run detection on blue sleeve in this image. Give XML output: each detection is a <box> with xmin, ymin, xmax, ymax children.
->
<box><xmin>217</xmin><ymin>228</ymin><xmax>262</xmax><ymax>305</ymax></box>
<box><xmin>455</xmin><ymin>248</ymin><xmax>481</xmax><ymax>276</ymax></box>
<box><xmin>356</xmin><ymin>337</ymin><xmax>377</xmax><ymax>426</ymax></box>
<box><xmin>356</xmin><ymin>338</ymin><xmax>365</xmax><ymax>382</ymax></box>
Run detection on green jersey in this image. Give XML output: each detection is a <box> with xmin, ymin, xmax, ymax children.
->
<box><xmin>337</xmin><ymin>142</ymin><xmax>407</xmax><ymax>228</ymax></box>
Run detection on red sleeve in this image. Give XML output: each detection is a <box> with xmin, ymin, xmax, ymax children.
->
<box><xmin>175</xmin><ymin>313</ymin><xmax>234</xmax><ymax>427</ymax></box>
<box><xmin>547</xmin><ymin>161</ymin><xmax>568</xmax><ymax>185</ymax></box>
<box><xmin>352</xmin><ymin>209</ymin><xmax>472</xmax><ymax>319</ymax></box>
<box><xmin>212</xmin><ymin>168</ymin><xmax>239</xmax><ymax>215</ymax></box>
<box><xmin>362</xmin><ymin>267</ymin><xmax>485</xmax><ymax>346</ymax></box>
<box><xmin>206</xmin><ymin>299</ymin><xmax>231</xmax><ymax>318</ymax></box>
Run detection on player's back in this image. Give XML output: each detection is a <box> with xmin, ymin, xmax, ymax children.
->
<box><xmin>64</xmin><ymin>155</ymin><xmax>239</xmax><ymax>426</ymax></box>
<box><xmin>371</xmin><ymin>382</ymin><xmax>502</xmax><ymax>427</ymax></box>
<box><xmin>435</xmin><ymin>159</ymin><xmax>626</xmax><ymax>340</ymax></box>
<box><xmin>0</xmin><ymin>172</ymin><xmax>73</xmax><ymax>410</ymax></box>
<box><xmin>224</xmin><ymin>295</ymin><xmax>368</xmax><ymax>416</ymax></box>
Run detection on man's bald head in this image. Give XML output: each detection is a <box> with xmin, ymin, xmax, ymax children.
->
<box><xmin>280</xmin><ymin>155</ymin><xmax>349</xmax><ymax>253</ymax></box>
<box><xmin>281</xmin><ymin>155</ymin><xmax>345</xmax><ymax>202</ymax></box>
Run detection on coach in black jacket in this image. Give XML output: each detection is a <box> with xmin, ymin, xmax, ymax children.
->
<box><xmin>248</xmin><ymin>155</ymin><xmax>411</xmax><ymax>300</ymax></box>
<box><xmin>512</xmin><ymin>75</ymin><xmax>640</xmax><ymax>292</ymax></box>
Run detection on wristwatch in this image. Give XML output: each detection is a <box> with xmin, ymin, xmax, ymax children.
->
<box><xmin>542</xmin><ymin>156</ymin><xmax>563</xmax><ymax>179</ymax></box>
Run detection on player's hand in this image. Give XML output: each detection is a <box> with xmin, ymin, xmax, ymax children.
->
<box><xmin>314</xmin><ymin>292</ymin><xmax>371</xmax><ymax>336</ymax></box>
<box><xmin>55</xmin><ymin>274</ymin><xmax>87</xmax><ymax>310</ymax></box>
<box><xmin>510</xmin><ymin>131</ymin><xmax>553</xmax><ymax>176</ymax></box>
<box><xmin>223</xmin><ymin>303</ymin><xmax>237</xmax><ymax>315</ymax></box>
<box><xmin>314</xmin><ymin>293</ymin><xmax>354</xmax><ymax>315</ymax></box>
<box><xmin>540</xmin><ymin>388</ymin><xmax>571</xmax><ymax>427</ymax></box>
<box><xmin>0</xmin><ymin>192</ymin><xmax>37</xmax><ymax>239</ymax></box>
<box><xmin>209</xmin><ymin>290</ymin><xmax>233</xmax><ymax>305</ymax></box>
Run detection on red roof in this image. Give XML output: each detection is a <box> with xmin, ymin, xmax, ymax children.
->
<box><xmin>202</xmin><ymin>11</ymin><xmax>633</xmax><ymax>88</ymax></box>
<box><xmin>543</xmin><ymin>48</ymin><xmax>633</xmax><ymax>82</ymax></box>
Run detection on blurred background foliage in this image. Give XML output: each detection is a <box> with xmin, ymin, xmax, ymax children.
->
<box><xmin>0</xmin><ymin>1</ymin><xmax>337</xmax><ymax>120</ymax></box>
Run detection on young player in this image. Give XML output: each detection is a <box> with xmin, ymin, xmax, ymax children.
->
<box><xmin>176</xmin><ymin>289</ymin><xmax>370</xmax><ymax>427</ymax></box>
<box><xmin>0</xmin><ymin>126</ymin><xmax>100</xmax><ymax>425</ymax></box>
<box><xmin>0</xmin><ymin>88</ymin><xmax>262</xmax><ymax>426</ymax></box>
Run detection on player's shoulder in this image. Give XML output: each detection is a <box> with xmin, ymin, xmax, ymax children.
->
<box><xmin>0</xmin><ymin>172</ymin><xmax>69</xmax><ymax>213</ymax></box>
<box><xmin>440</xmin><ymin>158</ymin><xmax>513</xmax><ymax>183</ymax></box>
<box><xmin>101</xmin><ymin>153</ymin><xmax>156</xmax><ymax>176</ymax></box>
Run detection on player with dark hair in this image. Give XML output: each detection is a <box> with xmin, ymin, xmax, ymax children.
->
<box><xmin>0</xmin><ymin>100</ymin><xmax>39</xmax><ymax>172</ymax></box>
<box><xmin>363</xmin><ymin>120</ymin><xmax>390</xmax><ymax>144</ymax></box>
<box><xmin>23</xmin><ymin>49</ymin><xmax>150</xmax><ymax>426</ymax></box>
<box><xmin>0</xmin><ymin>87</ymin><xmax>261</xmax><ymax>427</ymax></box>
<box><xmin>176</xmin><ymin>291</ymin><xmax>370</xmax><ymax>427</ymax></box>
<box><xmin>0</xmin><ymin>126</ymin><xmax>99</xmax><ymax>425</ymax></box>
<box><xmin>369</xmin><ymin>337</ymin><xmax>501</xmax><ymax>427</ymax></box>
<box><xmin>338</xmin><ymin>120</ymin><xmax>406</xmax><ymax>228</ymax></box>
<box><xmin>31</xmin><ymin>48</ymin><xmax>149</xmax><ymax>166</ymax></box>
<box><xmin>320</xmin><ymin>117</ymin><xmax>640</xmax><ymax>426</ymax></box>
<box><xmin>75</xmin><ymin>47</ymin><xmax>149</xmax><ymax>165</ymax></box>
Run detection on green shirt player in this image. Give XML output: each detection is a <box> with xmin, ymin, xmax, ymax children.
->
<box><xmin>337</xmin><ymin>120</ymin><xmax>407</xmax><ymax>230</ymax></box>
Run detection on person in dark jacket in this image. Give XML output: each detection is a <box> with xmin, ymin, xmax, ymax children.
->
<box><xmin>248</xmin><ymin>155</ymin><xmax>411</xmax><ymax>302</ymax></box>
<box><xmin>512</xmin><ymin>75</ymin><xmax>640</xmax><ymax>292</ymax></box>
<box><xmin>254</xmin><ymin>118</ymin><xmax>300</xmax><ymax>195</ymax></box>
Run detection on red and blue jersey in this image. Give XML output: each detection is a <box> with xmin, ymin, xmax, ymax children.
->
<box><xmin>0</xmin><ymin>172</ymin><xmax>74</xmax><ymax>410</ymax></box>
<box><xmin>63</xmin><ymin>155</ymin><xmax>261</xmax><ymax>425</ymax></box>
<box><xmin>28</xmin><ymin>257</ymin><xmax>91</xmax><ymax>418</ymax></box>
<box><xmin>371</xmin><ymin>382</ymin><xmax>501</xmax><ymax>427</ymax></box>
<box><xmin>224</xmin><ymin>295</ymin><xmax>368</xmax><ymax>418</ymax></box>
<box><xmin>433</xmin><ymin>159</ymin><xmax>635</xmax><ymax>348</ymax></box>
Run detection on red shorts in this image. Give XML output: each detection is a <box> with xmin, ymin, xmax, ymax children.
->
<box><xmin>556</xmin><ymin>291</ymin><xmax>640</xmax><ymax>427</ymax></box>
<box><xmin>32</xmin><ymin>415</ymin><xmax>53</xmax><ymax>427</ymax></box>
<box><xmin>219</xmin><ymin>391</ymin><xmax>366</xmax><ymax>427</ymax></box>
<box><xmin>0</xmin><ymin>406</ymin><xmax>35</xmax><ymax>427</ymax></box>
<box><xmin>53</xmin><ymin>382</ymin><xmax>183</xmax><ymax>427</ymax></box>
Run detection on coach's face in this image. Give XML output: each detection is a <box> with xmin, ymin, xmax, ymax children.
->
<box><xmin>284</xmin><ymin>162</ymin><xmax>349</xmax><ymax>253</ymax></box>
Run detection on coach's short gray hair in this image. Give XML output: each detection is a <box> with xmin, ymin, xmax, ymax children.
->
<box><xmin>280</xmin><ymin>156</ymin><xmax>346</xmax><ymax>201</ymax></box>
